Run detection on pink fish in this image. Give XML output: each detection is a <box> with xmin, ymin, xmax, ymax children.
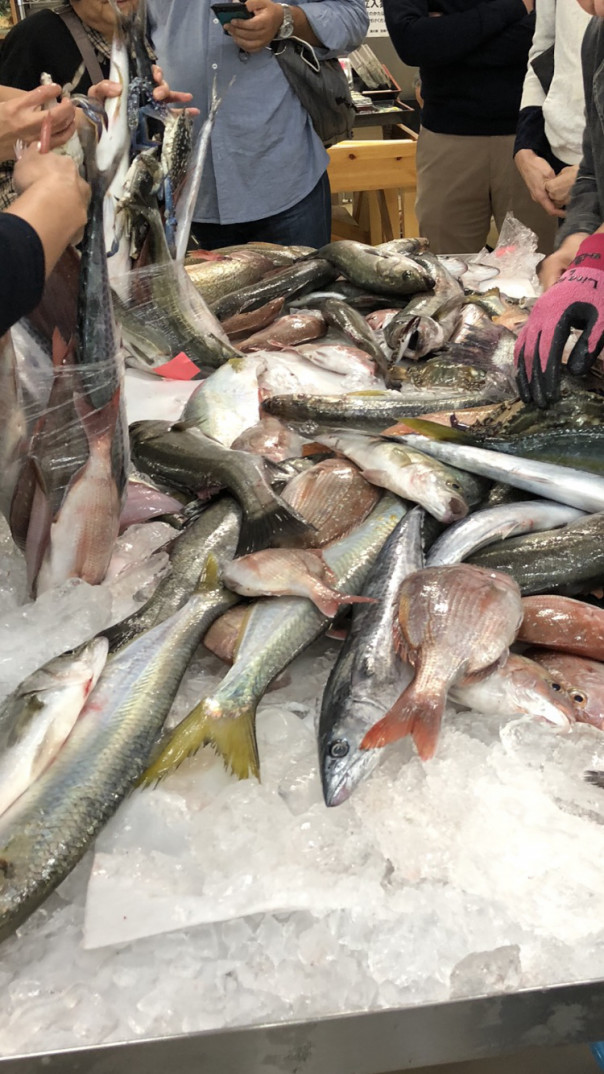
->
<box><xmin>527</xmin><ymin>649</ymin><xmax>604</xmax><ymax>732</ymax></box>
<box><xmin>223</xmin><ymin>548</ymin><xmax>377</xmax><ymax>618</ymax></box>
<box><xmin>361</xmin><ymin>564</ymin><xmax>523</xmax><ymax>759</ymax></box>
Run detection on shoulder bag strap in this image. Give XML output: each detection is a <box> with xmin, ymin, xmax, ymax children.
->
<box><xmin>57</xmin><ymin>7</ymin><xmax>105</xmax><ymax>88</ymax></box>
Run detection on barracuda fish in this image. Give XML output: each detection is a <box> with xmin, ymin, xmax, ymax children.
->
<box><xmin>130</xmin><ymin>420</ymin><xmax>313</xmax><ymax>555</ymax></box>
<box><xmin>184</xmin><ymin>251</ymin><xmax>276</xmax><ymax>308</ymax></box>
<box><xmin>517</xmin><ymin>595</ymin><xmax>604</xmax><ymax>661</ymax></box>
<box><xmin>314</xmin><ymin>240</ymin><xmax>435</xmax><ymax>297</ymax></box>
<box><xmin>0</xmin><ymin>557</ymin><xmax>238</xmax><ymax>942</ymax></box>
<box><xmin>212</xmin><ymin>242</ymin><xmax>315</xmax><ymax>265</ymax></box>
<box><xmin>290</xmin><ymin>283</ymin><xmax>409</xmax><ymax>312</ymax></box>
<box><xmin>459</xmin><ymin>428</ymin><xmax>604</xmax><ymax>477</ymax></box>
<box><xmin>281</xmin><ymin>456</ymin><xmax>380</xmax><ymax>547</ymax></box>
<box><xmin>450</xmin><ymin>653</ymin><xmax>578</xmax><ymax>730</ymax></box>
<box><xmin>0</xmin><ymin>639</ymin><xmax>108</xmax><ymax>819</ymax></box>
<box><xmin>319</xmin><ymin>506</ymin><xmax>423</xmax><ymax>807</ymax></box>
<box><xmin>427</xmin><ymin>501</ymin><xmax>585</xmax><ymax>567</ymax></box>
<box><xmin>262</xmin><ymin>390</ymin><xmax>496</xmax><ymax>434</ymax></box>
<box><xmin>360</xmin><ymin>564</ymin><xmax>523</xmax><ymax>758</ymax></box>
<box><xmin>314</xmin><ymin>431</ymin><xmax>468</xmax><ymax>523</ymax></box>
<box><xmin>180</xmin><ymin>357</ymin><xmax>263</xmax><ymax>447</ymax></box>
<box><xmin>467</xmin><ymin>513</ymin><xmax>604</xmax><ymax>595</ymax></box>
<box><xmin>106</xmin><ymin>497</ymin><xmax>241</xmax><ymax>652</ymax></box>
<box><xmin>140</xmin><ymin>494</ymin><xmax>406</xmax><ymax>784</ymax></box>
<box><xmin>213</xmin><ymin>260</ymin><xmax>339</xmax><ymax>321</ymax></box>
<box><xmin>396</xmin><ymin>428</ymin><xmax>604</xmax><ymax>514</ymax></box>
<box><xmin>526</xmin><ymin>650</ymin><xmax>604</xmax><ymax>731</ymax></box>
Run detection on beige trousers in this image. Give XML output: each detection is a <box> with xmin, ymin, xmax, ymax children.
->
<box><xmin>415</xmin><ymin>127</ymin><xmax>558</xmax><ymax>255</ymax></box>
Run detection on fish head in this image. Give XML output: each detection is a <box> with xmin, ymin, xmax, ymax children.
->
<box><xmin>319</xmin><ymin>698</ymin><xmax>384</xmax><ymax>807</ymax></box>
<box><xmin>408</xmin><ymin>462</ymin><xmax>468</xmax><ymax>524</ymax></box>
<box><xmin>527</xmin><ymin>650</ymin><xmax>604</xmax><ymax>731</ymax></box>
<box><xmin>508</xmin><ymin>656</ymin><xmax>576</xmax><ymax>729</ymax></box>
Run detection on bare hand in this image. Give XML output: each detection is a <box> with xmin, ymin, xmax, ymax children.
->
<box><xmin>522</xmin><ymin>0</ymin><xmax>534</xmax><ymax>11</ymax></box>
<box><xmin>227</xmin><ymin>0</ymin><xmax>282</xmax><ymax>52</ymax></box>
<box><xmin>538</xmin><ymin>232</ymin><xmax>589</xmax><ymax>291</ymax></box>
<box><xmin>544</xmin><ymin>165</ymin><xmax>579</xmax><ymax>211</ymax></box>
<box><xmin>514</xmin><ymin>149</ymin><xmax>565</xmax><ymax>218</ymax></box>
<box><xmin>0</xmin><ymin>84</ymin><xmax>76</xmax><ymax>159</ymax></box>
<box><xmin>151</xmin><ymin>64</ymin><xmax>197</xmax><ymax>110</ymax></box>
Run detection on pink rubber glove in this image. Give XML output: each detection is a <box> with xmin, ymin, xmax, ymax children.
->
<box><xmin>514</xmin><ymin>232</ymin><xmax>604</xmax><ymax>406</ymax></box>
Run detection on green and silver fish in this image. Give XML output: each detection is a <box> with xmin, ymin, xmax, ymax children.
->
<box><xmin>0</xmin><ymin>556</ymin><xmax>237</xmax><ymax>943</ymax></box>
<box><xmin>141</xmin><ymin>493</ymin><xmax>407</xmax><ymax>785</ymax></box>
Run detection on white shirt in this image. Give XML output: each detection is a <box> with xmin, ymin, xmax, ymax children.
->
<box><xmin>520</xmin><ymin>0</ymin><xmax>591</xmax><ymax>164</ymax></box>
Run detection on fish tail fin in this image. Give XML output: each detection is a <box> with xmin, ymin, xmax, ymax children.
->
<box><xmin>360</xmin><ymin>680</ymin><xmax>445</xmax><ymax>759</ymax></box>
<box><xmin>313</xmin><ymin>592</ymin><xmax>377</xmax><ymax>619</ymax></box>
<box><xmin>139</xmin><ymin>697</ymin><xmax>259</xmax><ymax>786</ymax></box>
<box><xmin>237</xmin><ymin>501</ymin><xmax>315</xmax><ymax>556</ymax></box>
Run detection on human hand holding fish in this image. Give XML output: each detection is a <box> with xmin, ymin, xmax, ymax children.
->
<box><xmin>87</xmin><ymin>67</ymin><xmax>197</xmax><ymax>113</ymax></box>
<box><xmin>10</xmin><ymin>145</ymin><xmax>91</xmax><ymax>271</ymax></box>
<box><xmin>0</xmin><ymin>84</ymin><xmax>76</xmax><ymax>159</ymax></box>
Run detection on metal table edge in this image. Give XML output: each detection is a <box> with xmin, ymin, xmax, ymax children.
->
<box><xmin>2</xmin><ymin>977</ymin><xmax>604</xmax><ymax>1073</ymax></box>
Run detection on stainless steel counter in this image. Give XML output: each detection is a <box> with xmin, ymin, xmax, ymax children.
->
<box><xmin>2</xmin><ymin>980</ymin><xmax>604</xmax><ymax>1073</ymax></box>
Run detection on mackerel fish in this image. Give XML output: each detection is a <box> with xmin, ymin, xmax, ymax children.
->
<box><xmin>140</xmin><ymin>494</ymin><xmax>407</xmax><ymax>785</ymax></box>
<box><xmin>0</xmin><ymin>557</ymin><xmax>238</xmax><ymax>942</ymax></box>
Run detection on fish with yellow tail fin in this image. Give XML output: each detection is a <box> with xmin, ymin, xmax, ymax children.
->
<box><xmin>140</xmin><ymin>493</ymin><xmax>407</xmax><ymax>786</ymax></box>
<box><xmin>0</xmin><ymin>554</ymin><xmax>238</xmax><ymax>943</ymax></box>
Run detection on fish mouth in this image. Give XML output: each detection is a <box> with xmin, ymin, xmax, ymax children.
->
<box><xmin>442</xmin><ymin>495</ymin><xmax>468</xmax><ymax>523</ymax></box>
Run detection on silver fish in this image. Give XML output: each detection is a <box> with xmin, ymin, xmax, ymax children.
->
<box><xmin>427</xmin><ymin>501</ymin><xmax>585</xmax><ymax>566</ymax></box>
<box><xmin>320</xmin><ymin>506</ymin><xmax>424</xmax><ymax>807</ymax></box>
<box><xmin>141</xmin><ymin>494</ymin><xmax>407</xmax><ymax>784</ymax></box>
<box><xmin>0</xmin><ymin>557</ymin><xmax>237</xmax><ymax>942</ymax></box>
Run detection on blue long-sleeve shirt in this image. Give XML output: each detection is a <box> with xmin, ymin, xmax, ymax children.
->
<box><xmin>382</xmin><ymin>0</ymin><xmax>535</xmax><ymax>137</ymax></box>
<box><xmin>147</xmin><ymin>0</ymin><xmax>368</xmax><ymax>224</ymax></box>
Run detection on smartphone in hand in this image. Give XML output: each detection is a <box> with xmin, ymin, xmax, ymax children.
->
<box><xmin>211</xmin><ymin>3</ymin><xmax>253</xmax><ymax>25</ymax></box>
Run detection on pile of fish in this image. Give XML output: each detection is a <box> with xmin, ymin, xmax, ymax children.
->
<box><xmin>2</xmin><ymin>81</ymin><xmax>604</xmax><ymax>944</ymax></box>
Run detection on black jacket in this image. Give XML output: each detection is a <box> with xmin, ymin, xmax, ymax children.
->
<box><xmin>382</xmin><ymin>0</ymin><xmax>535</xmax><ymax>136</ymax></box>
<box><xmin>0</xmin><ymin>215</ymin><xmax>45</xmax><ymax>337</ymax></box>
<box><xmin>0</xmin><ymin>8</ymin><xmax>109</xmax><ymax>93</ymax></box>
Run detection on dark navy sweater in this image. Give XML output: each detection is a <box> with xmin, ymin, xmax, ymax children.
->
<box><xmin>382</xmin><ymin>0</ymin><xmax>535</xmax><ymax>137</ymax></box>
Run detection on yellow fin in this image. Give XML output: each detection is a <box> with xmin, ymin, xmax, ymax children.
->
<box><xmin>139</xmin><ymin>696</ymin><xmax>260</xmax><ymax>786</ymax></box>
<box><xmin>196</xmin><ymin>553</ymin><xmax>221</xmax><ymax>592</ymax></box>
<box><xmin>395</xmin><ymin>417</ymin><xmax>469</xmax><ymax>442</ymax></box>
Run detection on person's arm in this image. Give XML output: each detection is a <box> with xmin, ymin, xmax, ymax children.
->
<box><xmin>0</xmin><ymin>84</ymin><xmax>76</xmax><ymax>159</ymax></box>
<box><xmin>463</xmin><ymin>14</ymin><xmax>534</xmax><ymax>67</ymax></box>
<box><xmin>6</xmin><ymin>144</ymin><xmax>90</xmax><ymax>281</ymax></box>
<box><xmin>382</xmin><ymin>0</ymin><xmax>531</xmax><ymax>69</ymax></box>
<box><xmin>556</xmin><ymin>21</ymin><xmax>601</xmax><ymax>247</ymax></box>
<box><xmin>227</xmin><ymin>0</ymin><xmax>368</xmax><ymax>54</ymax></box>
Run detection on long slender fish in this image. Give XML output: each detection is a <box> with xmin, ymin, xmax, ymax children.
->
<box><xmin>0</xmin><ymin>558</ymin><xmax>238</xmax><ymax>942</ymax></box>
<box><xmin>262</xmin><ymin>390</ymin><xmax>499</xmax><ymax>433</ymax></box>
<box><xmin>320</xmin><ymin>506</ymin><xmax>424</xmax><ymax>807</ymax></box>
<box><xmin>427</xmin><ymin>501</ymin><xmax>585</xmax><ymax>567</ymax></box>
<box><xmin>140</xmin><ymin>494</ymin><xmax>407</xmax><ymax>785</ymax></box>
<box><xmin>105</xmin><ymin>497</ymin><xmax>241</xmax><ymax>651</ymax></box>
<box><xmin>396</xmin><ymin>432</ymin><xmax>604</xmax><ymax>514</ymax></box>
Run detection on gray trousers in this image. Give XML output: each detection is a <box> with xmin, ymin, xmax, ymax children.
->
<box><xmin>415</xmin><ymin>127</ymin><xmax>558</xmax><ymax>255</ymax></box>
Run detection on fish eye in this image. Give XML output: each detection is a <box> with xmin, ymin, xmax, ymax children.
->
<box><xmin>550</xmin><ymin>681</ymin><xmax>562</xmax><ymax>692</ymax></box>
<box><xmin>448</xmin><ymin>481</ymin><xmax>462</xmax><ymax>492</ymax></box>
<box><xmin>573</xmin><ymin>692</ymin><xmax>586</xmax><ymax>706</ymax></box>
<box><xmin>329</xmin><ymin>739</ymin><xmax>350</xmax><ymax>759</ymax></box>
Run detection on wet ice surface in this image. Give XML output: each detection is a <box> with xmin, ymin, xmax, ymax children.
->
<box><xmin>0</xmin><ymin>516</ymin><xmax>170</xmax><ymax>703</ymax></box>
<box><xmin>2</xmin><ymin>633</ymin><xmax>604</xmax><ymax>1057</ymax></box>
<box><xmin>2</xmin><ymin>365</ymin><xmax>604</xmax><ymax>1058</ymax></box>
